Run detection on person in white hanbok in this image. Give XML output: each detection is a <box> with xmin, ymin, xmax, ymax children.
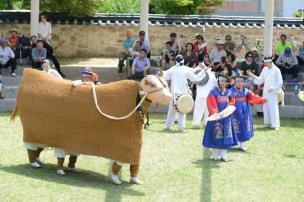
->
<box><xmin>163</xmin><ymin>55</ymin><xmax>204</xmax><ymax>131</ymax></box>
<box><xmin>247</xmin><ymin>57</ymin><xmax>283</xmax><ymax>130</ymax></box>
<box><xmin>192</xmin><ymin>63</ymin><xmax>217</xmax><ymax>128</ymax></box>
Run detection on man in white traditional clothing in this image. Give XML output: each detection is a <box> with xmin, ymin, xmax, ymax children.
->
<box><xmin>163</xmin><ymin>55</ymin><xmax>204</xmax><ymax>131</ymax></box>
<box><xmin>247</xmin><ymin>57</ymin><xmax>283</xmax><ymax>130</ymax></box>
<box><xmin>192</xmin><ymin>63</ymin><xmax>217</xmax><ymax>128</ymax></box>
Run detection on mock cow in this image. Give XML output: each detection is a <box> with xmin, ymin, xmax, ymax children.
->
<box><xmin>11</xmin><ymin>69</ymin><xmax>171</xmax><ymax>184</ymax></box>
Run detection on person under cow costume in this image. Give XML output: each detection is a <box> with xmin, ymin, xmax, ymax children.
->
<box><xmin>202</xmin><ymin>72</ymin><xmax>238</xmax><ymax>161</ymax></box>
<box><xmin>230</xmin><ymin>74</ymin><xmax>267</xmax><ymax>151</ymax></box>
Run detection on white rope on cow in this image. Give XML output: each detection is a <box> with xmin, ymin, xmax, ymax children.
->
<box><xmin>90</xmin><ymin>82</ymin><xmax>148</xmax><ymax>120</ymax></box>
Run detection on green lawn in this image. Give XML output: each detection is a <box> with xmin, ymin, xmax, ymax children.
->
<box><xmin>0</xmin><ymin>113</ymin><xmax>304</xmax><ymax>202</ymax></box>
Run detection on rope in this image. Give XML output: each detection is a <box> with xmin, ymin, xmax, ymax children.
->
<box><xmin>90</xmin><ymin>82</ymin><xmax>148</xmax><ymax>120</ymax></box>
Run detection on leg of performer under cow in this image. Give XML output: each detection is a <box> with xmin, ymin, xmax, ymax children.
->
<box><xmin>111</xmin><ymin>161</ymin><xmax>122</xmax><ymax>185</ymax></box>
<box><xmin>27</xmin><ymin>149</ymin><xmax>41</xmax><ymax>168</ymax></box>
<box><xmin>35</xmin><ymin>147</ymin><xmax>44</xmax><ymax>164</ymax></box>
<box><xmin>66</xmin><ymin>155</ymin><xmax>81</xmax><ymax>173</ymax></box>
<box><xmin>129</xmin><ymin>164</ymin><xmax>143</xmax><ymax>184</ymax></box>
<box><xmin>57</xmin><ymin>158</ymin><xmax>65</xmax><ymax>175</ymax></box>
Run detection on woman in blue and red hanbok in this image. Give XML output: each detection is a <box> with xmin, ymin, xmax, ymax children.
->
<box><xmin>230</xmin><ymin>75</ymin><xmax>266</xmax><ymax>151</ymax></box>
<box><xmin>203</xmin><ymin>72</ymin><xmax>238</xmax><ymax>161</ymax></box>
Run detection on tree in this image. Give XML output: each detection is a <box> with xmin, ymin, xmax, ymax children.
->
<box><xmin>98</xmin><ymin>0</ymin><xmax>140</xmax><ymax>13</ymax></box>
<box><xmin>150</xmin><ymin>0</ymin><xmax>225</xmax><ymax>15</ymax></box>
<box><xmin>293</xmin><ymin>11</ymin><xmax>304</xmax><ymax>18</ymax></box>
<box><xmin>17</xmin><ymin>0</ymin><xmax>102</xmax><ymax>16</ymax></box>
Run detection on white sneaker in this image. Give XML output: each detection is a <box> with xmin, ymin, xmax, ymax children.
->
<box><xmin>239</xmin><ymin>142</ymin><xmax>247</xmax><ymax>151</ymax></box>
<box><xmin>57</xmin><ymin>169</ymin><xmax>66</xmax><ymax>175</ymax></box>
<box><xmin>30</xmin><ymin>162</ymin><xmax>41</xmax><ymax>168</ymax></box>
<box><xmin>111</xmin><ymin>173</ymin><xmax>122</xmax><ymax>185</ymax></box>
<box><xmin>220</xmin><ymin>150</ymin><xmax>229</xmax><ymax>162</ymax></box>
<box><xmin>36</xmin><ymin>158</ymin><xmax>43</xmax><ymax>165</ymax></box>
<box><xmin>129</xmin><ymin>177</ymin><xmax>143</xmax><ymax>185</ymax></box>
<box><xmin>66</xmin><ymin>167</ymin><xmax>81</xmax><ymax>173</ymax></box>
<box><xmin>11</xmin><ymin>73</ymin><xmax>16</xmax><ymax>77</ymax></box>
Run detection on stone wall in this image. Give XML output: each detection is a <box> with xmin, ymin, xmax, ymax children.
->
<box><xmin>1</xmin><ymin>23</ymin><xmax>303</xmax><ymax>58</ymax></box>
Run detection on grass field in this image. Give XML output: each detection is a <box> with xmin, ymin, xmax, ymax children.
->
<box><xmin>0</xmin><ymin>113</ymin><xmax>304</xmax><ymax>202</ymax></box>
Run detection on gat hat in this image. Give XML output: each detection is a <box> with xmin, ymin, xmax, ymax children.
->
<box><xmin>175</xmin><ymin>55</ymin><xmax>184</xmax><ymax>65</ymax></box>
<box><xmin>139</xmin><ymin>30</ymin><xmax>145</xmax><ymax>35</ymax></box>
<box><xmin>263</xmin><ymin>56</ymin><xmax>272</xmax><ymax>63</ymax></box>
<box><xmin>284</xmin><ymin>47</ymin><xmax>292</xmax><ymax>56</ymax></box>
<box><xmin>215</xmin><ymin>71</ymin><xmax>230</xmax><ymax>80</ymax></box>
<box><xmin>9</xmin><ymin>28</ymin><xmax>18</xmax><ymax>33</ymax></box>
<box><xmin>215</xmin><ymin>39</ymin><xmax>225</xmax><ymax>45</ymax></box>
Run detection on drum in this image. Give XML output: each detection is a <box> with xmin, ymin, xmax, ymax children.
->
<box><xmin>298</xmin><ymin>91</ymin><xmax>304</xmax><ymax>102</ymax></box>
<box><xmin>207</xmin><ymin>106</ymin><xmax>236</xmax><ymax>121</ymax></box>
<box><xmin>174</xmin><ymin>93</ymin><xmax>194</xmax><ymax>114</ymax></box>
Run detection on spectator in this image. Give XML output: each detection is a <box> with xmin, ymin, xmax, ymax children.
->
<box><xmin>8</xmin><ymin>28</ymin><xmax>20</xmax><ymax>53</ymax></box>
<box><xmin>275</xmin><ymin>34</ymin><xmax>292</xmax><ymax>55</ymax></box>
<box><xmin>131</xmin><ymin>49</ymin><xmax>150</xmax><ymax>81</ymax></box>
<box><xmin>0</xmin><ymin>38</ymin><xmax>16</xmax><ymax>77</ymax></box>
<box><xmin>9</xmin><ymin>29</ymin><xmax>31</xmax><ymax>60</ymax></box>
<box><xmin>223</xmin><ymin>63</ymin><xmax>235</xmax><ymax>88</ymax></box>
<box><xmin>31</xmin><ymin>36</ymin><xmax>65</xmax><ymax>77</ymax></box>
<box><xmin>136</xmin><ymin>31</ymin><xmax>150</xmax><ymax>58</ymax></box>
<box><xmin>169</xmin><ymin>32</ymin><xmax>181</xmax><ymax>55</ymax></box>
<box><xmin>224</xmin><ymin>34</ymin><xmax>236</xmax><ymax>55</ymax></box>
<box><xmin>275</xmin><ymin>47</ymin><xmax>299</xmax><ymax>79</ymax></box>
<box><xmin>183</xmin><ymin>43</ymin><xmax>198</xmax><ymax>68</ymax></box>
<box><xmin>298</xmin><ymin>41</ymin><xmax>304</xmax><ymax>65</ymax></box>
<box><xmin>0</xmin><ymin>75</ymin><xmax>4</xmax><ymax>99</ymax></box>
<box><xmin>127</xmin><ymin>41</ymin><xmax>142</xmax><ymax>78</ymax></box>
<box><xmin>193</xmin><ymin>34</ymin><xmax>208</xmax><ymax>63</ymax></box>
<box><xmin>209</xmin><ymin>39</ymin><xmax>227</xmax><ymax>72</ymax></box>
<box><xmin>38</xmin><ymin>15</ymin><xmax>52</xmax><ymax>44</ymax></box>
<box><xmin>42</xmin><ymin>59</ymin><xmax>62</xmax><ymax>79</ymax></box>
<box><xmin>118</xmin><ymin>30</ymin><xmax>136</xmax><ymax>73</ymax></box>
<box><xmin>226</xmin><ymin>53</ymin><xmax>238</xmax><ymax>72</ymax></box>
<box><xmin>240</xmin><ymin>51</ymin><xmax>259</xmax><ymax>76</ymax></box>
<box><xmin>252</xmin><ymin>47</ymin><xmax>263</xmax><ymax>67</ymax></box>
<box><xmin>161</xmin><ymin>41</ymin><xmax>175</xmax><ymax>70</ymax></box>
<box><xmin>31</xmin><ymin>41</ymin><xmax>46</xmax><ymax>70</ymax></box>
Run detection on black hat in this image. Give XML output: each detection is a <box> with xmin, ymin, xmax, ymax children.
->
<box><xmin>175</xmin><ymin>55</ymin><xmax>184</xmax><ymax>64</ymax></box>
<box><xmin>263</xmin><ymin>56</ymin><xmax>272</xmax><ymax>63</ymax></box>
<box><xmin>215</xmin><ymin>72</ymin><xmax>230</xmax><ymax>80</ymax></box>
<box><xmin>231</xmin><ymin>74</ymin><xmax>248</xmax><ymax>80</ymax></box>
<box><xmin>139</xmin><ymin>30</ymin><xmax>145</xmax><ymax>35</ymax></box>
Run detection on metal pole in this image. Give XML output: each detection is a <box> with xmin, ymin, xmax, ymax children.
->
<box><xmin>263</xmin><ymin>0</ymin><xmax>274</xmax><ymax>57</ymax></box>
<box><xmin>30</xmin><ymin>0</ymin><xmax>40</xmax><ymax>36</ymax></box>
<box><xmin>140</xmin><ymin>0</ymin><xmax>149</xmax><ymax>41</ymax></box>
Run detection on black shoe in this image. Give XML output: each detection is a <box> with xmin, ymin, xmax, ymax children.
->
<box><xmin>60</xmin><ymin>72</ymin><xmax>66</xmax><ymax>78</ymax></box>
<box><xmin>118</xmin><ymin>66</ymin><xmax>123</xmax><ymax>73</ymax></box>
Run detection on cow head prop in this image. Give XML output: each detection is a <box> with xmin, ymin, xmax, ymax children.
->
<box><xmin>140</xmin><ymin>75</ymin><xmax>172</xmax><ymax>105</ymax></box>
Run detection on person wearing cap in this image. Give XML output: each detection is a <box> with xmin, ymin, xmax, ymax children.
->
<box><xmin>202</xmin><ymin>71</ymin><xmax>238</xmax><ymax>161</ymax></box>
<box><xmin>275</xmin><ymin>47</ymin><xmax>299</xmax><ymax>79</ymax></box>
<box><xmin>169</xmin><ymin>32</ymin><xmax>181</xmax><ymax>55</ymax></box>
<box><xmin>30</xmin><ymin>36</ymin><xmax>65</xmax><ymax>77</ymax></box>
<box><xmin>224</xmin><ymin>35</ymin><xmax>236</xmax><ymax>55</ymax></box>
<box><xmin>8</xmin><ymin>29</ymin><xmax>21</xmax><ymax>52</ymax></box>
<box><xmin>192</xmin><ymin>62</ymin><xmax>217</xmax><ymax>128</ymax></box>
<box><xmin>117</xmin><ymin>30</ymin><xmax>136</xmax><ymax>73</ymax></box>
<box><xmin>209</xmin><ymin>39</ymin><xmax>227</xmax><ymax>72</ymax></box>
<box><xmin>136</xmin><ymin>31</ymin><xmax>150</xmax><ymax>58</ymax></box>
<box><xmin>0</xmin><ymin>38</ymin><xmax>17</xmax><ymax>77</ymax></box>
<box><xmin>163</xmin><ymin>55</ymin><xmax>205</xmax><ymax>131</ymax></box>
<box><xmin>31</xmin><ymin>40</ymin><xmax>47</xmax><ymax>70</ymax></box>
<box><xmin>42</xmin><ymin>59</ymin><xmax>62</xmax><ymax>79</ymax></box>
<box><xmin>275</xmin><ymin>34</ymin><xmax>293</xmax><ymax>56</ymax></box>
<box><xmin>230</xmin><ymin>74</ymin><xmax>266</xmax><ymax>151</ymax></box>
<box><xmin>193</xmin><ymin>34</ymin><xmax>208</xmax><ymax>63</ymax></box>
<box><xmin>38</xmin><ymin>15</ymin><xmax>52</xmax><ymax>44</ymax></box>
<box><xmin>247</xmin><ymin>57</ymin><xmax>283</xmax><ymax>130</ymax></box>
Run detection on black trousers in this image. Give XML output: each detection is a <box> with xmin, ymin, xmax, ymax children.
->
<box><xmin>277</xmin><ymin>64</ymin><xmax>299</xmax><ymax>79</ymax></box>
<box><xmin>0</xmin><ymin>58</ymin><xmax>17</xmax><ymax>75</ymax></box>
<box><xmin>31</xmin><ymin>60</ymin><xmax>43</xmax><ymax>70</ymax></box>
<box><xmin>48</xmin><ymin>55</ymin><xmax>62</xmax><ymax>73</ymax></box>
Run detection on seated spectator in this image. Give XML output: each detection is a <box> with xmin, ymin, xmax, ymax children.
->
<box><xmin>183</xmin><ymin>43</ymin><xmax>198</xmax><ymax>68</ymax></box>
<box><xmin>38</xmin><ymin>15</ymin><xmax>52</xmax><ymax>45</ymax></box>
<box><xmin>127</xmin><ymin>41</ymin><xmax>142</xmax><ymax>77</ymax></box>
<box><xmin>252</xmin><ymin>47</ymin><xmax>263</xmax><ymax>67</ymax></box>
<box><xmin>209</xmin><ymin>39</ymin><xmax>227</xmax><ymax>72</ymax></box>
<box><xmin>118</xmin><ymin>30</ymin><xmax>136</xmax><ymax>73</ymax></box>
<box><xmin>42</xmin><ymin>59</ymin><xmax>62</xmax><ymax>79</ymax></box>
<box><xmin>193</xmin><ymin>34</ymin><xmax>208</xmax><ymax>63</ymax></box>
<box><xmin>224</xmin><ymin>35</ymin><xmax>236</xmax><ymax>55</ymax></box>
<box><xmin>30</xmin><ymin>36</ymin><xmax>65</xmax><ymax>77</ymax></box>
<box><xmin>0</xmin><ymin>75</ymin><xmax>4</xmax><ymax>99</ymax></box>
<box><xmin>136</xmin><ymin>31</ymin><xmax>150</xmax><ymax>58</ymax></box>
<box><xmin>275</xmin><ymin>47</ymin><xmax>299</xmax><ymax>79</ymax></box>
<box><xmin>275</xmin><ymin>34</ymin><xmax>293</xmax><ymax>56</ymax></box>
<box><xmin>226</xmin><ymin>53</ymin><xmax>238</xmax><ymax>72</ymax></box>
<box><xmin>240</xmin><ymin>51</ymin><xmax>259</xmax><ymax>76</ymax></box>
<box><xmin>9</xmin><ymin>28</ymin><xmax>21</xmax><ymax>54</ymax></box>
<box><xmin>298</xmin><ymin>41</ymin><xmax>304</xmax><ymax>65</ymax></box>
<box><xmin>131</xmin><ymin>49</ymin><xmax>150</xmax><ymax>81</ymax></box>
<box><xmin>9</xmin><ymin>29</ymin><xmax>31</xmax><ymax>60</ymax></box>
<box><xmin>169</xmin><ymin>32</ymin><xmax>181</xmax><ymax>55</ymax></box>
<box><xmin>0</xmin><ymin>38</ymin><xmax>16</xmax><ymax>77</ymax></box>
<box><xmin>161</xmin><ymin>41</ymin><xmax>175</xmax><ymax>70</ymax></box>
<box><xmin>31</xmin><ymin>41</ymin><xmax>46</xmax><ymax>70</ymax></box>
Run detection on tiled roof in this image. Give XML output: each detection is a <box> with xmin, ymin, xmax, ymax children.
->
<box><xmin>0</xmin><ymin>11</ymin><xmax>303</xmax><ymax>29</ymax></box>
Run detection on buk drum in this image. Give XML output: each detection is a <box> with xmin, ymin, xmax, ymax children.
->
<box><xmin>174</xmin><ymin>93</ymin><xmax>194</xmax><ymax>114</ymax></box>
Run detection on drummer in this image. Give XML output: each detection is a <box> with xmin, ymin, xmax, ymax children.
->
<box><xmin>163</xmin><ymin>55</ymin><xmax>205</xmax><ymax>131</ymax></box>
<box><xmin>230</xmin><ymin>74</ymin><xmax>266</xmax><ymax>151</ymax></box>
<box><xmin>202</xmin><ymin>71</ymin><xmax>238</xmax><ymax>161</ymax></box>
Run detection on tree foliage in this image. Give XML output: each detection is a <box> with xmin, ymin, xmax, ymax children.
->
<box><xmin>150</xmin><ymin>0</ymin><xmax>226</xmax><ymax>15</ymax></box>
<box><xmin>98</xmin><ymin>0</ymin><xmax>140</xmax><ymax>13</ymax></box>
<box><xmin>293</xmin><ymin>11</ymin><xmax>304</xmax><ymax>18</ymax></box>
